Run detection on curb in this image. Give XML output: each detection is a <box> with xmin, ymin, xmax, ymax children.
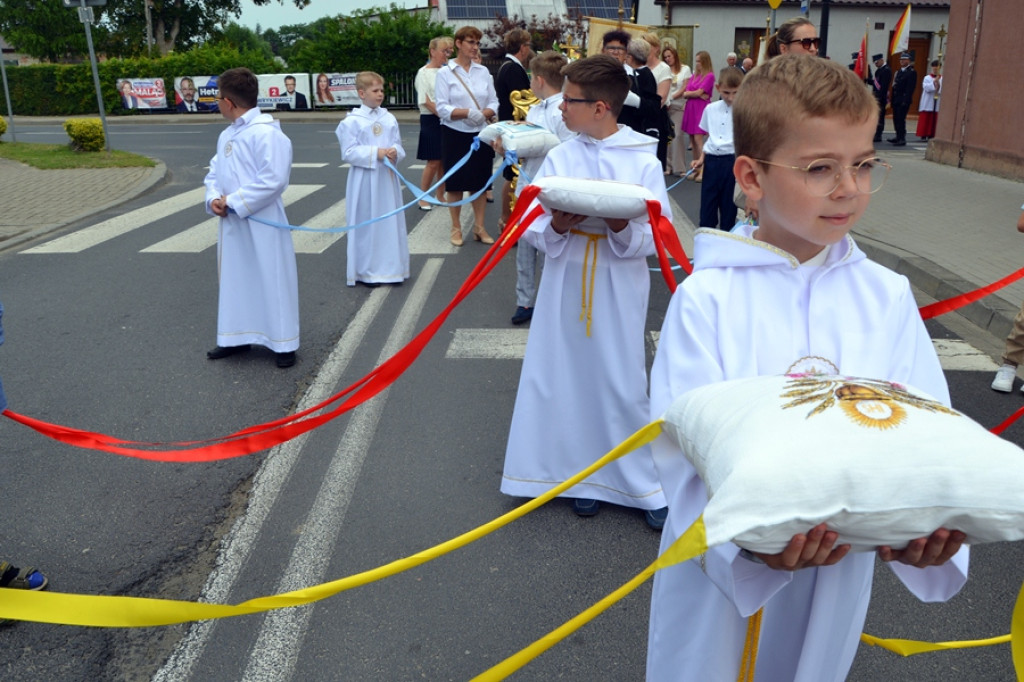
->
<box><xmin>0</xmin><ymin>161</ymin><xmax>168</xmax><ymax>253</ymax></box>
<box><xmin>856</xmin><ymin>234</ymin><xmax>1017</xmax><ymax>342</ymax></box>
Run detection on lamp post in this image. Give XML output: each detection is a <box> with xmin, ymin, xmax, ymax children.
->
<box><xmin>0</xmin><ymin>45</ymin><xmax>16</xmax><ymax>143</ymax></box>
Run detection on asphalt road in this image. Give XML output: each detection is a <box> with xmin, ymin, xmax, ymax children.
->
<box><xmin>0</xmin><ymin>121</ymin><xmax>1020</xmax><ymax>681</ymax></box>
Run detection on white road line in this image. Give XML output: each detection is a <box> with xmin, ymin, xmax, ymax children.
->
<box><xmin>933</xmin><ymin>339</ymin><xmax>1001</xmax><ymax>371</ymax></box>
<box><xmin>292</xmin><ymin>197</ymin><xmax>347</xmax><ymax>254</ymax></box>
<box><xmin>141</xmin><ymin>185</ymin><xmax>322</xmax><ymax>253</ymax></box>
<box><xmin>243</xmin><ymin>258</ymin><xmax>444</xmax><ymax>682</ymax></box>
<box><xmin>408</xmin><ymin>200</ymin><xmax>464</xmax><ymax>254</ymax></box>
<box><xmin>21</xmin><ymin>187</ymin><xmax>207</xmax><ymax>254</ymax></box>
<box><xmin>152</xmin><ymin>285</ymin><xmax>393</xmax><ymax>682</ymax></box>
<box><xmin>446</xmin><ymin>328</ymin><xmax>529</xmax><ymax>359</ymax></box>
<box><xmin>291</xmin><ymin>163</ymin><xmax>329</xmax><ymax>168</ymax></box>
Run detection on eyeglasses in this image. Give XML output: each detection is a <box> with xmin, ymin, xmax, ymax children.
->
<box><xmin>561</xmin><ymin>95</ymin><xmax>599</xmax><ymax>106</ymax></box>
<box><xmin>603</xmin><ymin>45</ymin><xmax>626</xmax><ymax>53</ymax></box>
<box><xmin>786</xmin><ymin>37</ymin><xmax>822</xmax><ymax>50</ymax></box>
<box><xmin>754</xmin><ymin>157</ymin><xmax>892</xmax><ymax>196</ymax></box>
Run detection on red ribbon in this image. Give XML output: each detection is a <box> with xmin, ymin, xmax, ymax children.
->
<box><xmin>919</xmin><ymin>265</ymin><xmax>1024</xmax><ymax>320</ymax></box>
<box><xmin>647</xmin><ymin>199</ymin><xmax>692</xmax><ymax>293</ymax></box>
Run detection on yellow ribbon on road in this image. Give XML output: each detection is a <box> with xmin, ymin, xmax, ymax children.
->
<box><xmin>0</xmin><ymin>421</ymin><xmax>666</xmax><ymax>628</ymax></box>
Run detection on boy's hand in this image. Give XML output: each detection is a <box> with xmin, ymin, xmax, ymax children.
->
<box><xmin>605</xmin><ymin>218</ymin><xmax>628</xmax><ymax>232</ymax></box>
<box><xmin>550</xmin><ymin>209</ymin><xmax>586</xmax><ymax>234</ymax></box>
<box><xmin>385</xmin><ymin>147</ymin><xmax>398</xmax><ymax>162</ymax></box>
<box><xmin>878</xmin><ymin>528</ymin><xmax>966</xmax><ymax>568</ymax></box>
<box><xmin>690</xmin><ymin>159</ymin><xmax>703</xmax><ymax>170</ymax></box>
<box><xmin>377</xmin><ymin>147</ymin><xmax>387</xmax><ymax>161</ymax></box>
<box><xmin>491</xmin><ymin>138</ymin><xmax>505</xmax><ymax>156</ymax></box>
<box><xmin>210</xmin><ymin>195</ymin><xmax>229</xmax><ymax>217</ymax></box>
<box><xmin>752</xmin><ymin>523</ymin><xmax>851</xmax><ymax>570</ymax></box>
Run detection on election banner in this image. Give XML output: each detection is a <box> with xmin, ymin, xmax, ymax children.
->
<box><xmin>174</xmin><ymin>76</ymin><xmax>218</xmax><ymax>113</ymax></box>
<box><xmin>116</xmin><ymin>78</ymin><xmax>166</xmax><ymax>110</ymax></box>
<box><xmin>311</xmin><ymin>72</ymin><xmax>361</xmax><ymax>108</ymax></box>
<box><xmin>257</xmin><ymin>73</ymin><xmax>312</xmax><ymax>111</ymax></box>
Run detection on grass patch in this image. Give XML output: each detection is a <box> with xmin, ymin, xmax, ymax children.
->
<box><xmin>0</xmin><ymin>142</ymin><xmax>155</xmax><ymax>169</ymax></box>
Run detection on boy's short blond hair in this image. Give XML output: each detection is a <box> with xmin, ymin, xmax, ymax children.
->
<box><xmin>529</xmin><ymin>50</ymin><xmax>567</xmax><ymax>88</ymax></box>
<box><xmin>718</xmin><ymin>66</ymin><xmax>744</xmax><ymax>89</ymax></box>
<box><xmin>561</xmin><ymin>54</ymin><xmax>629</xmax><ymax>116</ymax></box>
<box><xmin>734</xmin><ymin>54</ymin><xmax>876</xmax><ymax>162</ymax></box>
<box><xmin>355</xmin><ymin>71</ymin><xmax>384</xmax><ymax>92</ymax></box>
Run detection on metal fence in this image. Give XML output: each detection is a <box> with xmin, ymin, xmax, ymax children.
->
<box><xmin>387</xmin><ymin>70</ymin><xmax>418</xmax><ymax>109</ymax></box>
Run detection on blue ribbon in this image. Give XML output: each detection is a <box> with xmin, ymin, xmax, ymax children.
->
<box><xmin>665</xmin><ymin>167</ymin><xmax>695</xmax><ymax>191</ymax></box>
<box><xmin>247</xmin><ymin>138</ymin><xmax>514</xmax><ymax>233</ymax></box>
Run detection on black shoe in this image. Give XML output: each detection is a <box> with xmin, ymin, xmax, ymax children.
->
<box><xmin>887</xmin><ymin>137</ymin><xmax>899</xmax><ymax>144</ymax></box>
<box><xmin>872</xmin><ymin>136</ymin><xmax>882</xmax><ymax>143</ymax></box>
<box><xmin>510</xmin><ymin>306</ymin><xmax>533</xmax><ymax>325</ymax></box>
<box><xmin>892</xmin><ymin>139</ymin><xmax>906</xmax><ymax>146</ymax></box>
<box><xmin>572</xmin><ymin>498</ymin><xmax>600</xmax><ymax>517</ymax></box>
<box><xmin>644</xmin><ymin>507</ymin><xmax>668</xmax><ymax>531</ymax></box>
<box><xmin>275</xmin><ymin>351</ymin><xmax>296</xmax><ymax>368</ymax></box>
<box><xmin>357</xmin><ymin>280</ymin><xmax>381</xmax><ymax>288</ymax></box>
<box><xmin>207</xmin><ymin>344</ymin><xmax>250</xmax><ymax>360</ymax></box>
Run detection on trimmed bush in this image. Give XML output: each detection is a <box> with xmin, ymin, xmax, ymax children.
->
<box><xmin>64</xmin><ymin>118</ymin><xmax>105</xmax><ymax>152</ymax></box>
<box><xmin>0</xmin><ymin>116</ymin><xmax>7</xmax><ymax>139</ymax></box>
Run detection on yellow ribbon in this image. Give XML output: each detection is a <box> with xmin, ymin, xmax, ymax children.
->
<box><xmin>0</xmin><ymin>421</ymin><xmax>666</xmax><ymax>628</ymax></box>
<box><xmin>570</xmin><ymin>229</ymin><xmax>606</xmax><ymax>337</ymax></box>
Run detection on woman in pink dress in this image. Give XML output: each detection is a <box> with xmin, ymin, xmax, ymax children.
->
<box><xmin>681</xmin><ymin>51</ymin><xmax>714</xmax><ymax>181</ymax></box>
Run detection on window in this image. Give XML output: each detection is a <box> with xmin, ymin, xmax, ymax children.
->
<box><xmin>446</xmin><ymin>0</ymin><xmax>507</xmax><ymax>19</ymax></box>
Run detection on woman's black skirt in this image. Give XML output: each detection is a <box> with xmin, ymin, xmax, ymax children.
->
<box><xmin>416</xmin><ymin>113</ymin><xmax>443</xmax><ymax>161</ymax></box>
<box><xmin>441</xmin><ymin>125</ymin><xmax>495</xmax><ymax>193</ymax></box>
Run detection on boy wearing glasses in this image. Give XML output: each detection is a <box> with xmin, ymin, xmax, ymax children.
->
<box><xmin>205</xmin><ymin>67</ymin><xmax>299</xmax><ymax>368</ymax></box>
<box><xmin>501</xmin><ymin>55</ymin><xmax>671</xmax><ymax>529</ymax></box>
<box><xmin>646</xmin><ymin>56</ymin><xmax>967</xmax><ymax>680</ymax></box>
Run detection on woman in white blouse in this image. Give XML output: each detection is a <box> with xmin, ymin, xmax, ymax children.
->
<box><xmin>434</xmin><ymin>25</ymin><xmax>499</xmax><ymax>246</ymax></box>
<box><xmin>414</xmin><ymin>36</ymin><xmax>453</xmax><ymax>210</ymax></box>
<box><xmin>663</xmin><ymin>45</ymin><xmax>692</xmax><ymax>176</ymax></box>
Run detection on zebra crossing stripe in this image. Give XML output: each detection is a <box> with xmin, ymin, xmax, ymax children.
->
<box><xmin>293</xmin><ymin>197</ymin><xmax>347</xmax><ymax>254</ymax></box>
<box><xmin>21</xmin><ymin>187</ymin><xmax>208</xmax><ymax>254</ymax></box>
<box><xmin>141</xmin><ymin>185</ymin><xmax>323</xmax><ymax>253</ymax></box>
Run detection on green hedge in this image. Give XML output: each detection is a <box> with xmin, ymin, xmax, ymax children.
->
<box><xmin>0</xmin><ymin>45</ymin><xmax>279</xmax><ymax>117</ymax></box>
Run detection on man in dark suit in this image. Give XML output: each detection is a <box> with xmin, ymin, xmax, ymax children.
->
<box><xmin>176</xmin><ymin>77</ymin><xmax>208</xmax><ymax>113</ymax></box>
<box><xmin>279</xmin><ymin>75</ymin><xmax>308</xmax><ymax>110</ymax></box>
<box><xmin>495</xmin><ymin>28</ymin><xmax>533</xmax><ymax>230</ymax></box>
<box><xmin>871</xmin><ymin>54</ymin><xmax>891</xmax><ymax>142</ymax></box>
<box><xmin>889</xmin><ymin>52</ymin><xmax>916</xmax><ymax>146</ymax></box>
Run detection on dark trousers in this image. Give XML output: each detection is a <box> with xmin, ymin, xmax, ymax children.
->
<box><xmin>700</xmin><ymin>153</ymin><xmax>737</xmax><ymax>230</ymax></box>
<box><xmin>875</xmin><ymin>99</ymin><xmax>886</xmax><ymax>139</ymax></box>
<box><xmin>892</xmin><ymin>102</ymin><xmax>910</xmax><ymax>141</ymax></box>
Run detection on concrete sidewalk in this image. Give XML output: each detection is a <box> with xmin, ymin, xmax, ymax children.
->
<box><xmin>2</xmin><ymin>115</ymin><xmax>1022</xmax><ymax>345</ymax></box>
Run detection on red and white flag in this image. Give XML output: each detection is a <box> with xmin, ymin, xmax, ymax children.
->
<box><xmin>854</xmin><ymin>34</ymin><xmax>867</xmax><ymax>79</ymax></box>
<box><xmin>890</xmin><ymin>3</ymin><xmax>912</xmax><ymax>55</ymax></box>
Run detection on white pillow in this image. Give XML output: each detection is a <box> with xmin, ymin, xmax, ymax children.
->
<box><xmin>532</xmin><ymin>176</ymin><xmax>656</xmax><ymax>220</ymax></box>
<box><xmin>478</xmin><ymin>121</ymin><xmax>562</xmax><ymax>159</ymax></box>
<box><xmin>660</xmin><ymin>373</ymin><xmax>1024</xmax><ymax>553</ymax></box>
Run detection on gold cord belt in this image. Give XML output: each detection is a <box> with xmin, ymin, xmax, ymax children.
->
<box><xmin>570</xmin><ymin>229</ymin><xmax>607</xmax><ymax>337</ymax></box>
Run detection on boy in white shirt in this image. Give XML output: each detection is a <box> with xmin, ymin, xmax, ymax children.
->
<box><xmin>647</xmin><ymin>55</ymin><xmax>967</xmax><ymax>681</ymax></box>
<box><xmin>690</xmin><ymin>66</ymin><xmax>743</xmax><ymax>229</ymax></box>
<box><xmin>508</xmin><ymin>50</ymin><xmax>574</xmax><ymax>326</ymax></box>
<box><xmin>334</xmin><ymin>71</ymin><xmax>409</xmax><ymax>288</ymax></box>
<box><xmin>502</xmin><ymin>55</ymin><xmax>670</xmax><ymax>530</ymax></box>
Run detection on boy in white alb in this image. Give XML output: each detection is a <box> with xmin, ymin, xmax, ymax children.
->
<box><xmin>204</xmin><ymin>67</ymin><xmax>299</xmax><ymax>369</ymax></box>
<box><xmin>501</xmin><ymin>55</ymin><xmax>670</xmax><ymax>530</ymax></box>
<box><xmin>690</xmin><ymin>66</ymin><xmax>742</xmax><ymax>230</ymax></box>
<box><xmin>335</xmin><ymin>71</ymin><xmax>410</xmax><ymax>288</ymax></box>
<box><xmin>507</xmin><ymin>50</ymin><xmax>574</xmax><ymax>326</ymax></box>
<box><xmin>646</xmin><ymin>56</ymin><xmax>968</xmax><ymax>681</ymax></box>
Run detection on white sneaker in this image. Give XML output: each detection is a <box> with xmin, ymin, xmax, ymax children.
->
<box><xmin>992</xmin><ymin>364</ymin><xmax>1017</xmax><ymax>392</ymax></box>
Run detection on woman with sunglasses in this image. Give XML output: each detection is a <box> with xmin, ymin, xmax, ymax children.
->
<box><xmin>766</xmin><ymin>17</ymin><xmax>819</xmax><ymax>58</ymax></box>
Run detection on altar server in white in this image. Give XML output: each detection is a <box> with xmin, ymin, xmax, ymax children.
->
<box><xmin>335</xmin><ymin>71</ymin><xmax>410</xmax><ymax>288</ymax></box>
<box><xmin>501</xmin><ymin>55</ymin><xmax>670</xmax><ymax>530</ymax></box>
<box><xmin>204</xmin><ymin>67</ymin><xmax>299</xmax><ymax>369</ymax></box>
<box><xmin>646</xmin><ymin>56</ymin><xmax>968</xmax><ymax>681</ymax></box>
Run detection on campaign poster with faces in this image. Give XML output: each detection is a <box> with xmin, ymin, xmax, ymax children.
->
<box><xmin>257</xmin><ymin>73</ymin><xmax>312</xmax><ymax>111</ymax></box>
<box><xmin>174</xmin><ymin>76</ymin><xmax>219</xmax><ymax>113</ymax></box>
<box><xmin>311</xmin><ymin>72</ymin><xmax>361</xmax><ymax>108</ymax></box>
<box><xmin>116</xmin><ymin>78</ymin><xmax>167</xmax><ymax>110</ymax></box>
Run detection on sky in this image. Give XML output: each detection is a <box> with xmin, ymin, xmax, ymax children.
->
<box><xmin>236</xmin><ymin>0</ymin><xmax>416</xmax><ymax>31</ymax></box>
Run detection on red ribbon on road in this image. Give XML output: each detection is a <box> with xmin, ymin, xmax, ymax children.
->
<box><xmin>919</xmin><ymin>265</ymin><xmax>1024</xmax><ymax>320</ymax></box>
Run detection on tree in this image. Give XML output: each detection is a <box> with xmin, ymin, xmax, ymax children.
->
<box><xmin>209</xmin><ymin>22</ymin><xmax>275</xmax><ymax>62</ymax></box>
<box><xmin>287</xmin><ymin>4</ymin><xmax>451</xmax><ymax>77</ymax></box>
<box><xmin>99</xmin><ymin>0</ymin><xmax>310</xmax><ymax>57</ymax></box>
<box><xmin>261</xmin><ymin>17</ymin><xmax>339</xmax><ymax>67</ymax></box>
<box><xmin>482</xmin><ymin>12</ymin><xmax>588</xmax><ymax>59</ymax></box>
<box><xmin>0</xmin><ymin>0</ymin><xmax>106</xmax><ymax>63</ymax></box>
